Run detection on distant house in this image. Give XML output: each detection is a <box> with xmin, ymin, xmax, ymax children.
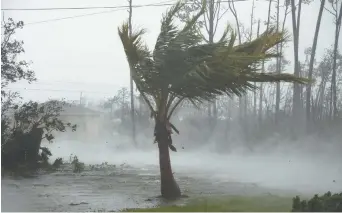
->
<box><xmin>58</xmin><ymin>104</ymin><xmax>104</xmax><ymax>142</ymax></box>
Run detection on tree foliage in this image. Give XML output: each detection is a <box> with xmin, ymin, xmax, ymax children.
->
<box><xmin>12</xmin><ymin>100</ymin><xmax>77</xmax><ymax>142</ymax></box>
<box><xmin>292</xmin><ymin>191</ymin><xmax>342</xmax><ymax>212</ymax></box>
<box><xmin>118</xmin><ymin>0</ymin><xmax>309</xmax><ymax>126</ymax></box>
<box><xmin>1</xmin><ymin>18</ymin><xmax>77</xmax><ymax>173</ymax></box>
<box><xmin>1</xmin><ymin>18</ymin><xmax>35</xmax><ymax>90</ymax></box>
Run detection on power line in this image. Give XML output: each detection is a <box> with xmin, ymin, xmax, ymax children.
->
<box><xmin>24</xmin><ymin>80</ymin><xmax>123</xmax><ymax>86</ymax></box>
<box><xmin>25</xmin><ymin>8</ymin><xmax>126</xmax><ymax>26</ymax></box>
<box><xmin>1</xmin><ymin>1</ymin><xmax>178</xmax><ymax>11</ymax></box>
<box><xmin>3</xmin><ymin>87</ymin><xmax>115</xmax><ymax>95</ymax></box>
<box><xmin>3</xmin><ymin>0</ymin><xmax>251</xmax><ymax>27</ymax></box>
<box><xmin>1</xmin><ymin>0</ymin><xmax>250</xmax><ymax>11</ymax></box>
<box><xmin>7</xmin><ymin>1</ymin><xmax>178</xmax><ymax>26</ymax></box>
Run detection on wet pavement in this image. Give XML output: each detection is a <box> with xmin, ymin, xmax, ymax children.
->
<box><xmin>1</xmin><ymin>163</ymin><xmax>300</xmax><ymax>212</ymax></box>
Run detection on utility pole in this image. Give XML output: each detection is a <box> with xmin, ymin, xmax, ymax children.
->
<box><xmin>80</xmin><ymin>91</ymin><xmax>83</xmax><ymax>106</ymax></box>
<box><xmin>128</xmin><ymin>0</ymin><xmax>136</xmax><ymax>145</ymax></box>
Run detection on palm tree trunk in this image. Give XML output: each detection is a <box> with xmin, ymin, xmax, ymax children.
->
<box><xmin>156</xmin><ymin>120</ymin><xmax>181</xmax><ymax>199</ymax></box>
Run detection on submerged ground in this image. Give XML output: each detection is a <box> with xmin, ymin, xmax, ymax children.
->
<box><xmin>2</xmin><ymin>139</ymin><xmax>342</xmax><ymax>212</ymax></box>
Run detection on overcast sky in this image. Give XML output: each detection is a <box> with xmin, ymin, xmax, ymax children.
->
<box><xmin>1</xmin><ymin>0</ymin><xmax>341</xmax><ymax>103</ymax></box>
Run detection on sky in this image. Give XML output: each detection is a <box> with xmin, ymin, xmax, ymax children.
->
<box><xmin>1</xmin><ymin>0</ymin><xmax>341</xmax><ymax>103</ymax></box>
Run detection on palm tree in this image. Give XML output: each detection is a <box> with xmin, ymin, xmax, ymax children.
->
<box><xmin>118</xmin><ymin>1</ymin><xmax>309</xmax><ymax>199</ymax></box>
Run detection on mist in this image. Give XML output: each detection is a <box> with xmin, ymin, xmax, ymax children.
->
<box><xmin>44</xmin><ymin>111</ymin><xmax>342</xmax><ymax>197</ymax></box>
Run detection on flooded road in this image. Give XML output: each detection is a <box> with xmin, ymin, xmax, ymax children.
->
<box><xmin>2</xmin><ymin>140</ymin><xmax>342</xmax><ymax>212</ymax></box>
<box><xmin>2</xmin><ymin>165</ymin><xmax>162</xmax><ymax>212</ymax></box>
<box><xmin>1</xmin><ymin>164</ymin><xmax>296</xmax><ymax>212</ymax></box>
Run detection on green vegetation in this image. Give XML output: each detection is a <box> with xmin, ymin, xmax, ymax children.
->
<box><xmin>1</xmin><ymin>18</ymin><xmax>77</xmax><ymax>176</ymax></box>
<box><xmin>292</xmin><ymin>191</ymin><xmax>342</xmax><ymax>212</ymax></box>
<box><xmin>70</xmin><ymin>154</ymin><xmax>85</xmax><ymax>173</ymax></box>
<box><xmin>123</xmin><ymin>195</ymin><xmax>293</xmax><ymax>212</ymax></box>
<box><xmin>123</xmin><ymin>192</ymin><xmax>342</xmax><ymax>212</ymax></box>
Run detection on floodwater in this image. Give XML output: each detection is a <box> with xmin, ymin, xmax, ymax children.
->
<box><xmin>2</xmin><ymin>140</ymin><xmax>342</xmax><ymax>212</ymax></box>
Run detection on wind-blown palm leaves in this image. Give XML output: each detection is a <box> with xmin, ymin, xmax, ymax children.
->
<box><xmin>118</xmin><ymin>0</ymin><xmax>309</xmax><ymax>145</ymax></box>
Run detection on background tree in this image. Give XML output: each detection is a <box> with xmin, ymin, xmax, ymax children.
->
<box><xmin>259</xmin><ymin>0</ymin><xmax>273</xmax><ymax>124</ymax></box>
<box><xmin>289</xmin><ymin>0</ymin><xmax>313</xmax><ymax>136</ymax></box>
<box><xmin>290</xmin><ymin>0</ymin><xmax>301</xmax><ymax>125</ymax></box>
<box><xmin>306</xmin><ymin>0</ymin><xmax>326</xmax><ymax>131</ymax></box>
<box><xmin>275</xmin><ymin>0</ymin><xmax>290</xmax><ymax>125</ymax></box>
<box><xmin>118</xmin><ymin>1</ymin><xmax>309</xmax><ymax>199</ymax></box>
<box><xmin>176</xmin><ymin>0</ymin><xmax>228</xmax><ymax>119</ymax></box>
<box><xmin>227</xmin><ymin>0</ymin><xmax>245</xmax><ymax>120</ymax></box>
<box><xmin>324</xmin><ymin>0</ymin><xmax>342</xmax><ymax>119</ymax></box>
<box><xmin>102</xmin><ymin>96</ymin><xmax>118</xmax><ymax>118</ymax></box>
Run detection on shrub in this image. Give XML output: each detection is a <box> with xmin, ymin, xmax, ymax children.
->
<box><xmin>70</xmin><ymin>155</ymin><xmax>85</xmax><ymax>173</ymax></box>
<box><xmin>292</xmin><ymin>191</ymin><xmax>342</xmax><ymax>212</ymax></box>
<box><xmin>52</xmin><ymin>157</ymin><xmax>64</xmax><ymax>169</ymax></box>
<box><xmin>1</xmin><ymin>100</ymin><xmax>76</xmax><ymax>173</ymax></box>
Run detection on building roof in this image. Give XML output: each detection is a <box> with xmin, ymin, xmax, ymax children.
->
<box><xmin>60</xmin><ymin>104</ymin><xmax>103</xmax><ymax>116</ymax></box>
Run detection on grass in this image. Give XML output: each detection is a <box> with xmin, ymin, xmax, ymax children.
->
<box><xmin>123</xmin><ymin>195</ymin><xmax>293</xmax><ymax>212</ymax></box>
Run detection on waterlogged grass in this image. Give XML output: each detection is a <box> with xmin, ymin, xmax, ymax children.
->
<box><xmin>123</xmin><ymin>195</ymin><xmax>292</xmax><ymax>212</ymax></box>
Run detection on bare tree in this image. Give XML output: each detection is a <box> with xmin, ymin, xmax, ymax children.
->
<box><xmin>275</xmin><ymin>0</ymin><xmax>281</xmax><ymax>124</ymax></box>
<box><xmin>227</xmin><ymin>0</ymin><xmax>242</xmax><ymax>44</ymax></box>
<box><xmin>306</xmin><ymin>0</ymin><xmax>326</xmax><ymax>130</ymax></box>
<box><xmin>324</xmin><ymin>0</ymin><xmax>342</xmax><ymax>119</ymax></box>
<box><xmin>259</xmin><ymin>0</ymin><xmax>273</xmax><ymax>124</ymax></box>
<box><xmin>290</xmin><ymin>0</ymin><xmax>304</xmax><ymax>136</ymax></box>
<box><xmin>176</xmin><ymin>0</ymin><xmax>228</xmax><ymax>119</ymax></box>
<box><xmin>228</xmin><ymin>0</ymin><xmax>244</xmax><ymax>120</ymax></box>
<box><xmin>254</xmin><ymin>19</ymin><xmax>261</xmax><ymax>118</ymax></box>
<box><xmin>247</xmin><ymin>0</ymin><xmax>256</xmax><ymax>120</ymax></box>
<box><xmin>275</xmin><ymin>0</ymin><xmax>290</xmax><ymax>125</ymax></box>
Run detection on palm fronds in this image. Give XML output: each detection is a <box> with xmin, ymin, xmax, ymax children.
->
<box><xmin>118</xmin><ymin>23</ymin><xmax>157</xmax><ymax>116</ymax></box>
<box><xmin>118</xmin><ymin>0</ymin><xmax>311</xmax><ymax>118</ymax></box>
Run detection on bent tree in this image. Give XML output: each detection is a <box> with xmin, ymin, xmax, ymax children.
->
<box><xmin>1</xmin><ymin>18</ymin><xmax>77</xmax><ymax>171</ymax></box>
<box><xmin>118</xmin><ymin>1</ymin><xmax>309</xmax><ymax>199</ymax></box>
